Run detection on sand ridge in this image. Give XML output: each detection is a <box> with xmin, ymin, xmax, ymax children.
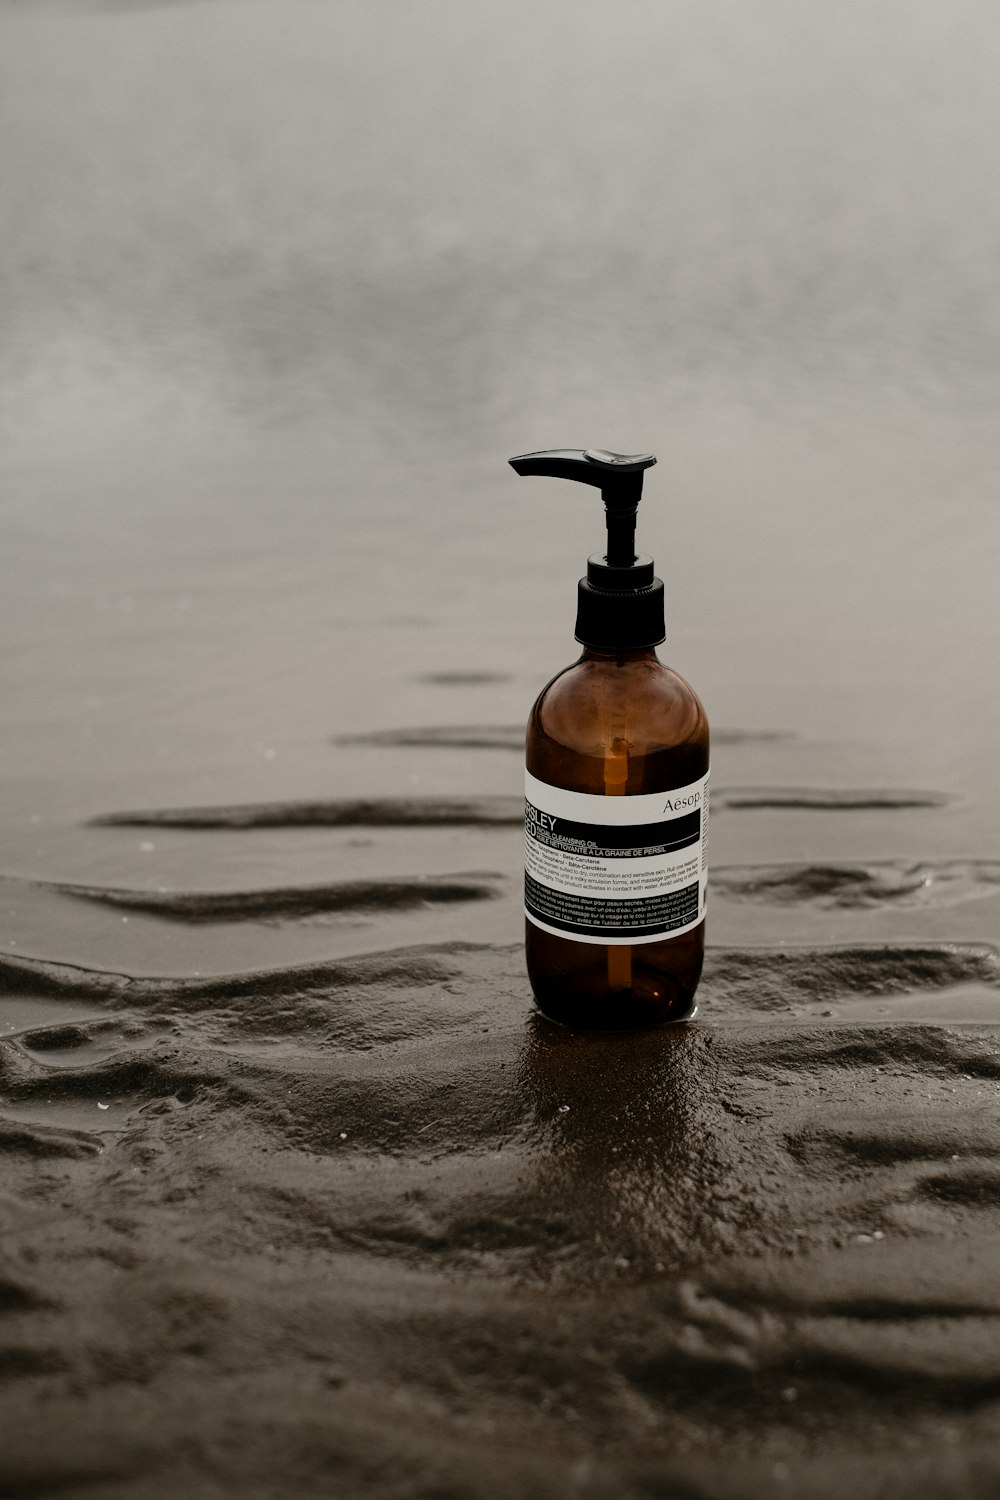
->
<box><xmin>2</xmin><ymin>937</ymin><xmax>1000</xmax><ymax>1495</ymax></box>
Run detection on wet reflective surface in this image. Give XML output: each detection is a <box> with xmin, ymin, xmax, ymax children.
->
<box><xmin>3</xmin><ymin>4</ymin><xmax>1000</xmax><ymax>1494</ymax></box>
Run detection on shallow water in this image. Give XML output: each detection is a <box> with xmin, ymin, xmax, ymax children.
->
<box><xmin>3</xmin><ymin>0</ymin><xmax>1000</xmax><ymax>830</ymax></box>
<box><xmin>2</xmin><ymin>2</ymin><xmax>1000</xmax><ymax>1495</ymax></box>
<box><xmin>2</xmin><ymin>0</ymin><xmax>999</xmax><ymax>967</ymax></box>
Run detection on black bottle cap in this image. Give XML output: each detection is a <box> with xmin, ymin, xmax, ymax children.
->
<box><xmin>508</xmin><ymin>448</ymin><xmax>666</xmax><ymax>649</ymax></box>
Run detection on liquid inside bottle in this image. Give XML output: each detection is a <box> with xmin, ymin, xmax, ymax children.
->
<box><xmin>525</xmin><ymin>645</ymin><xmax>709</xmax><ymax>1028</ymax></box>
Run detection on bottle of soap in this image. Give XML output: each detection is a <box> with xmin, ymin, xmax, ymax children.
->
<box><xmin>510</xmin><ymin>448</ymin><xmax>709</xmax><ymax>1028</ymax></box>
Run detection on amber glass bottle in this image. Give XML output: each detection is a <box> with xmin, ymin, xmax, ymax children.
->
<box><xmin>526</xmin><ymin>646</ymin><xmax>708</xmax><ymax>1026</ymax></box>
<box><xmin>511</xmin><ymin>448</ymin><xmax>709</xmax><ymax>1029</ymax></box>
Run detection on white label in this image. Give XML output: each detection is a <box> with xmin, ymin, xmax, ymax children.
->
<box><xmin>524</xmin><ymin>769</ymin><xmax>709</xmax><ymax>945</ymax></box>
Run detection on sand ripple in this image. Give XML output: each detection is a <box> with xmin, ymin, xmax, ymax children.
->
<box><xmin>44</xmin><ymin>872</ymin><xmax>504</xmax><ymax>923</ymax></box>
<box><xmin>333</xmin><ymin>723</ymin><xmax>793</xmax><ymax>749</ymax></box>
<box><xmin>716</xmin><ymin>786</ymin><xmax>952</xmax><ymax>810</ymax></box>
<box><xmin>90</xmin><ymin>797</ymin><xmax>524</xmax><ymax>828</ymax></box>
<box><xmin>3</xmin><ymin>939</ymin><xmax>1000</xmax><ymax>1494</ymax></box>
<box><xmin>88</xmin><ymin>785</ymin><xmax>951</xmax><ymax>829</ymax></box>
<box><xmin>715</xmin><ymin>860</ymin><xmax>1000</xmax><ymax>908</ymax></box>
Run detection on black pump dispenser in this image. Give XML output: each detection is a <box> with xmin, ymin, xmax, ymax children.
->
<box><xmin>509</xmin><ymin>448</ymin><xmax>665</xmax><ymax>650</ymax></box>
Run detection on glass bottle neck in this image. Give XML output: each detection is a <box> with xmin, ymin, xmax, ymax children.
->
<box><xmin>579</xmin><ymin>645</ymin><xmax>660</xmax><ymax>665</ymax></box>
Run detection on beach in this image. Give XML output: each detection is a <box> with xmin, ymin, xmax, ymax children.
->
<box><xmin>3</xmin><ymin>2</ymin><xmax>1000</xmax><ymax>1495</ymax></box>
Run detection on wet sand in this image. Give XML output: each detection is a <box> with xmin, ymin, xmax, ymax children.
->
<box><xmin>4</xmin><ymin>734</ymin><xmax>1000</xmax><ymax>1497</ymax></box>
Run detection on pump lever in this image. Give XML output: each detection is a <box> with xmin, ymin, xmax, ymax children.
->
<box><xmin>509</xmin><ymin>448</ymin><xmax>657</xmax><ymax>567</ymax></box>
<box><xmin>508</xmin><ymin>449</ymin><xmax>656</xmax><ymax>486</ymax></box>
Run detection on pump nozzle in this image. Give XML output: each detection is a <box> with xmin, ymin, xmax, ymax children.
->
<box><xmin>509</xmin><ymin>449</ymin><xmax>656</xmax><ymax>566</ymax></box>
<box><xmin>508</xmin><ymin>446</ymin><xmax>665</xmax><ymax>650</ymax></box>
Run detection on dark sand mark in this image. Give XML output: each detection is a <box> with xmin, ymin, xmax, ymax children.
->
<box><xmin>0</xmin><ymin>1264</ymin><xmax>53</xmax><ymax>1316</ymax></box>
<box><xmin>335</xmin><ymin>723</ymin><xmax>524</xmax><ymax>749</ymax></box>
<box><xmin>737</xmin><ymin>1022</ymin><xmax>1000</xmax><ymax>1077</ymax></box>
<box><xmin>716</xmin><ymin>786</ymin><xmax>951</xmax><ymax>810</ymax></box>
<box><xmin>788</xmin><ymin>1114</ymin><xmax>1000</xmax><ymax>1170</ymax></box>
<box><xmin>0</xmin><ymin>1031</ymin><xmax>229</xmax><ymax>1113</ymax></box>
<box><xmin>19</xmin><ymin>1019</ymin><xmax>148</xmax><ymax>1054</ymax></box>
<box><xmin>0</xmin><ymin>1118</ymin><xmax>105</xmax><ymax>1160</ymax></box>
<box><xmin>710</xmin><ymin>727</ymin><xmax>796</xmax><ymax>745</ymax></box>
<box><xmin>627</xmin><ymin>1241</ymin><xmax>1000</xmax><ymax>1403</ymax></box>
<box><xmin>0</xmin><ymin>1443</ymin><xmax>155</xmax><ymax>1500</ymax></box>
<box><xmin>89</xmin><ymin>796</ymin><xmax>524</xmax><ymax>829</ymax></box>
<box><xmin>0</xmin><ymin>947</ymin><xmax>477</xmax><ymax>1050</ymax></box>
<box><xmin>691</xmin><ymin>1244</ymin><xmax>1000</xmax><ymax>1326</ymax></box>
<box><xmin>334</xmin><ymin>724</ymin><xmax>792</xmax><ymax>750</ymax></box>
<box><xmin>0</xmin><ymin>947</ymin><xmax>458</xmax><ymax>1007</ymax></box>
<box><xmin>88</xmin><ymin>786</ymin><xmax>950</xmax><ymax>829</ymax></box>
<box><xmin>702</xmin><ymin>942</ymin><xmax>1000</xmax><ymax>1014</ymax></box>
<box><xmin>417</xmin><ymin>671</ymin><xmax>513</xmax><ymax>685</ymax></box>
<box><xmin>44</xmin><ymin>872</ymin><xmax>504</xmax><ymax>924</ymax></box>
<box><xmin>714</xmin><ymin>860</ymin><xmax>1000</xmax><ymax>909</ymax></box>
<box><xmin>918</xmin><ymin>1170</ymin><xmax>1000</xmax><ymax>1206</ymax></box>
